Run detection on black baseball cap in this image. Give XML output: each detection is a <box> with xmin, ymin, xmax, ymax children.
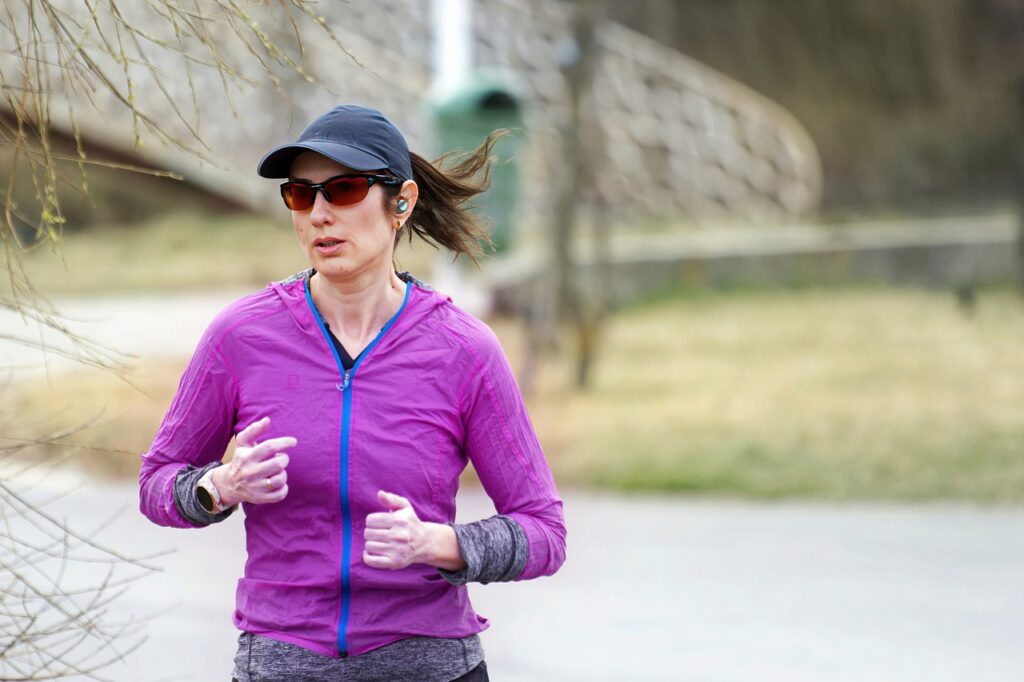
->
<box><xmin>257</xmin><ymin>104</ymin><xmax>413</xmax><ymax>181</ymax></box>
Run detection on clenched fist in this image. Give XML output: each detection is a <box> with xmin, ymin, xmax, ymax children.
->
<box><xmin>362</xmin><ymin>490</ymin><xmax>467</xmax><ymax>572</ymax></box>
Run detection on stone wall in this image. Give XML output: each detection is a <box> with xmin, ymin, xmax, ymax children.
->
<box><xmin>1</xmin><ymin>0</ymin><xmax>822</xmax><ymax>234</ymax></box>
<box><xmin>473</xmin><ymin>0</ymin><xmax>822</xmax><ymax>234</ymax></box>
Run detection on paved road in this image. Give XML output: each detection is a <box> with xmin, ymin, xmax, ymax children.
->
<box><xmin>5</xmin><ymin>471</ymin><xmax>1022</xmax><ymax>682</ymax></box>
<box><xmin>0</xmin><ymin>290</ymin><xmax>248</xmax><ymax>380</ymax></box>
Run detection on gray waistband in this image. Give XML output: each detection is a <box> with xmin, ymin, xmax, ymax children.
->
<box><xmin>231</xmin><ymin>631</ymin><xmax>484</xmax><ymax>682</ymax></box>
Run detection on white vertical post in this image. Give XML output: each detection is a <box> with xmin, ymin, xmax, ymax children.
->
<box><xmin>432</xmin><ymin>0</ymin><xmax>472</xmax><ymax>96</ymax></box>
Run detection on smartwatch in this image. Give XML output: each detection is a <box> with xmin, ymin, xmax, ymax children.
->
<box><xmin>197</xmin><ymin>468</ymin><xmax>229</xmax><ymax>513</ymax></box>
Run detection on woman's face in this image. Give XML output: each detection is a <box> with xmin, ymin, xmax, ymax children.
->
<box><xmin>288</xmin><ymin>151</ymin><xmax>396</xmax><ymax>282</ymax></box>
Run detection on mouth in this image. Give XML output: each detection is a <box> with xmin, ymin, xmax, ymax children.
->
<box><xmin>314</xmin><ymin>237</ymin><xmax>346</xmax><ymax>256</ymax></box>
<box><xmin>314</xmin><ymin>237</ymin><xmax>345</xmax><ymax>247</ymax></box>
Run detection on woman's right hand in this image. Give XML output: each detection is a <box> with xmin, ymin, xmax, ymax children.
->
<box><xmin>211</xmin><ymin>416</ymin><xmax>295</xmax><ymax>507</ymax></box>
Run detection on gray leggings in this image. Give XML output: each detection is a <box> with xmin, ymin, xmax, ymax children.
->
<box><xmin>230</xmin><ymin>631</ymin><xmax>488</xmax><ymax>682</ymax></box>
<box><xmin>232</xmin><ymin>661</ymin><xmax>487</xmax><ymax>682</ymax></box>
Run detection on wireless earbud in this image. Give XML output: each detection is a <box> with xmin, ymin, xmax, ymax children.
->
<box><xmin>396</xmin><ymin>198</ymin><xmax>409</xmax><ymax>213</ymax></box>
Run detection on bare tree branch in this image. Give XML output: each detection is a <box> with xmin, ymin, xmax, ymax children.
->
<box><xmin>0</xmin><ymin>2</ymin><xmax>357</xmax><ymax>676</ymax></box>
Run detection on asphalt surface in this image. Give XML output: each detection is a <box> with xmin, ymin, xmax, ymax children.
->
<box><xmin>0</xmin><ymin>290</ymin><xmax>247</xmax><ymax>380</ymax></box>
<box><xmin>3</xmin><ymin>471</ymin><xmax>1022</xmax><ymax>682</ymax></box>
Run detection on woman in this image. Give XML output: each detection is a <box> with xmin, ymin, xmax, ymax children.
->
<box><xmin>138</xmin><ymin>104</ymin><xmax>567</xmax><ymax>681</ymax></box>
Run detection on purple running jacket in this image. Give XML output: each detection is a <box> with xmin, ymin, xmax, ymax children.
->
<box><xmin>138</xmin><ymin>271</ymin><xmax>567</xmax><ymax>658</ymax></box>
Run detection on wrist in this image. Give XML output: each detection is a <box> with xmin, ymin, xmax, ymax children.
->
<box><xmin>424</xmin><ymin>522</ymin><xmax>467</xmax><ymax>572</ymax></box>
<box><xmin>210</xmin><ymin>466</ymin><xmax>239</xmax><ymax>508</ymax></box>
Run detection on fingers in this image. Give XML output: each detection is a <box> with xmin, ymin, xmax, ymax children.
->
<box><xmin>362</xmin><ymin>551</ymin><xmax>393</xmax><ymax>569</ymax></box>
<box><xmin>362</xmin><ymin>542</ymin><xmax>404</xmax><ymax>570</ymax></box>
<box><xmin>262</xmin><ymin>468</ymin><xmax>288</xmax><ymax>491</ymax></box>
<box><xmin>363</xmin><ymin>540</ymin><xmax>391</xmax><ymax>555</ymax></box>
<box><xmin>362</xmin><ymin>524</ymin><xmax>415</xmax><ymax>570</ymax></box>
<box><xmin>243</xmin><ymin>459</ymin><xmax>289</xmax><ymax>503</ymax></box>
<box><xmin>260</xmin><ymin>482</ymin><xmax>289</xmax><ymax>504</ymax></box>
<box><xmin>364</xmin><ymin>528</ymin><xmax>412</xmax><ymax>546</ymax></box>
<box><xmin>247</xmin><ymin>453</ymin><xmax>289</xmax><ymax>480</ymax></box>
<box><xmin>226</xmin><ymin>421</ymin><xmax>295</xmax><ymax>505</ymax></box>
<box><xmin>365</xmin><ymin>511</ymin><xmax>398</xmax><ymax>529</ymax></box>
<box><xmin>245</xmin><ymin>468</ymin><xmax>289</xmax><ymax>503</ymax></box>
<box><xmin>243</xmin><ymin>437</ymin><xmax>298</xmax><ymax>463</ymax></box>
<box><xmin>363</xmin><ymin>528</ymin><xmax>393</xmax><ymax>542</ymax></box>
<box><xmin>235</xmin><ymin>417</ymin><xmax>296</xmax><ymax>464</ymax></box>
<box><xmin>377</xmin><ymin>489</ymin><xmax>410</xmax><ymax>511</ymax></box>
<box><xmin>362</xmin><ymin>493</ymin><xmax>423</xmax><ymax>570</ymax></box>
<box><xmin>366</xmin><ymin>490</ymin><xmax>416</xmax><ymax>529</ymax></box>
<box><xmin>236</xmin><ymin>416</ymin><xmax>270</xmax><ymax>448</ymax></box>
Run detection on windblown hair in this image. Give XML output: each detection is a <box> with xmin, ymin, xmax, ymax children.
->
<box><xmin>382</xmin><ymin>129</ymin><xmax>509</xmax><ymax>266</ymax></box>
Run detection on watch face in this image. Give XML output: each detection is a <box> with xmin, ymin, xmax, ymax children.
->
<box><xmin>197</xmin><ymin>486</ymin><xmax>215</xmax><ymax>513</ymax></box>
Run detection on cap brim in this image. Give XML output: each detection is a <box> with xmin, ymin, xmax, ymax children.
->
<box><xmin>257</xmin><ymin>141</ymin><xmax>389</xmax><ymax>178</ymax></box>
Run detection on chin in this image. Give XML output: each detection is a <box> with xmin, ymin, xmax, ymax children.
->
<box><xmin>313</xmin><ymin>256</ymin><xmax>369</xmax><ymax>279</ymax></box>
<box><xmin>312</xmin><ymin>261</ymin><xmax>348</xmax><ymax>277</ymax></box>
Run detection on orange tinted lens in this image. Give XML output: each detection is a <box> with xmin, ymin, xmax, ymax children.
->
<box><xmin>323</xmin><ymin>176</ymin><xmax>372</xmax><ymax>206</ymax></box>
<box><xmin>281</xmin><ymin>183</ymin><xmax>316</xmax><ymax>210</ymax></box>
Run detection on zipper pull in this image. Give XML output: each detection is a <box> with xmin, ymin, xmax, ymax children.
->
<box><xmin>336</xmin><ymin>370</ymin><xmax>352</xmax><ymax>392</ymax></box>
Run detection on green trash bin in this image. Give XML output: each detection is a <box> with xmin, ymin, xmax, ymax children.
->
<box><xmin>432</xmin><ymin>78</ymin><xmax>523</xmax><ymax>254</ymax></box>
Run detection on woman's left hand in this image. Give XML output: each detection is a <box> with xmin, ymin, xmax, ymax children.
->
<box><xmin>363</xmin><ymin>490</ymin><xmax>466</xmax><ymax>572</ymax></box>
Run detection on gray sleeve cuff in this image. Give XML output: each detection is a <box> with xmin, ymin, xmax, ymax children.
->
<box><xmin>437</xmin><ymin>514</ymin><xmax>528</xmax><ymax>586</ymax></box>
<box><xmin>173</xmin><ymin>461</ymin><xmax>237</xmax><ymax>527</ymax></box>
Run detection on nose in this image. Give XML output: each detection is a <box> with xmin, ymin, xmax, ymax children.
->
<box><xmin>308</xmin><ymin>188</ymin><xmax>334</xmax><ymax>228</ymax></box>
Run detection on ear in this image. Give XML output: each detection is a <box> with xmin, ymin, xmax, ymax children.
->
<box><xmin>395</xmin><ymin>179</ymin><xmax>419</xmax><ymax>217</ymax></box>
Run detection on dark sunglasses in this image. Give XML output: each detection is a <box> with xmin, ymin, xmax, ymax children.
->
<box><xmin>279</xmin><ymin>173</ymin><xmax>402</xmax><ymax>211</ymax></box>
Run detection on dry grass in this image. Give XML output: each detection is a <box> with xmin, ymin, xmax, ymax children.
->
<box><xmin>1</xmin><ymin>357</ymin><xmax>196</xmax><ymax>479</ymax></box>
<box><xmin>522</xmin><ymin>285</ymin><xmax>1024</xmax><ymax>500</ymax></box>
<box><xmin>3</xmin><ymin>285</ymin><xmax>1024</xmax><ymax>500</ymax></box>
<box><xmin>4</xmin><ymin>211</ymin><xmax>439</xmax><ymax>297</ymax></box>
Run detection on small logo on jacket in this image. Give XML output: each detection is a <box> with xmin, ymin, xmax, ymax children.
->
<box><xmin>287</xmin><ymin>374</ymin><xmax>300</xmax><ymax>389</ymax></box>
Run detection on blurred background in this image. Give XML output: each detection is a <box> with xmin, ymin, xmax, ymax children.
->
<box><xmin>1</xmin><ymin>1</ymin><xmax>1022</xmax><ymax>680</ymax></box>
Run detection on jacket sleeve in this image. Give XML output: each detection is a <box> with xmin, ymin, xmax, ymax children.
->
<box><xmin>138</xmin><ymin>320</ymin><xmax>239</xmax><ymax>528</ymax></box>
<box><xmin>458</xmin><ymin>325</ymin><xmax>566</xmax><ymax>581</ymax></box>
<box><xmin>437</xmin><ymin>514</ymin><xmax>528</xmax><ymax>585</ymax></box>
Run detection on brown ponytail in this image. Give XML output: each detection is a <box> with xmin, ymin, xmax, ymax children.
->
<box><xmin>385</xmin><ymin>129</ymin><xmax>510</xmax><ymax>266</ymax></box>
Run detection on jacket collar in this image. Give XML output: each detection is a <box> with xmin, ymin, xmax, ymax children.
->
<box><xmin>268</xmin><ymin>267</ymin><xmax>449</xmax><ymax>335</ymax></box>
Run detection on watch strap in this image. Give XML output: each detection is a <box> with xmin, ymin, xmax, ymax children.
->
<box><xmin>197</xmin><ymin>468</ymin><xmax>227</xmax><ymax>513</ymax></box>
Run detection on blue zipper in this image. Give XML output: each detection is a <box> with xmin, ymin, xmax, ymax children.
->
<box><xmin>304</xmin><ymin>277</ymin><xmax>411</xmax><ymax>656</ymax></box>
